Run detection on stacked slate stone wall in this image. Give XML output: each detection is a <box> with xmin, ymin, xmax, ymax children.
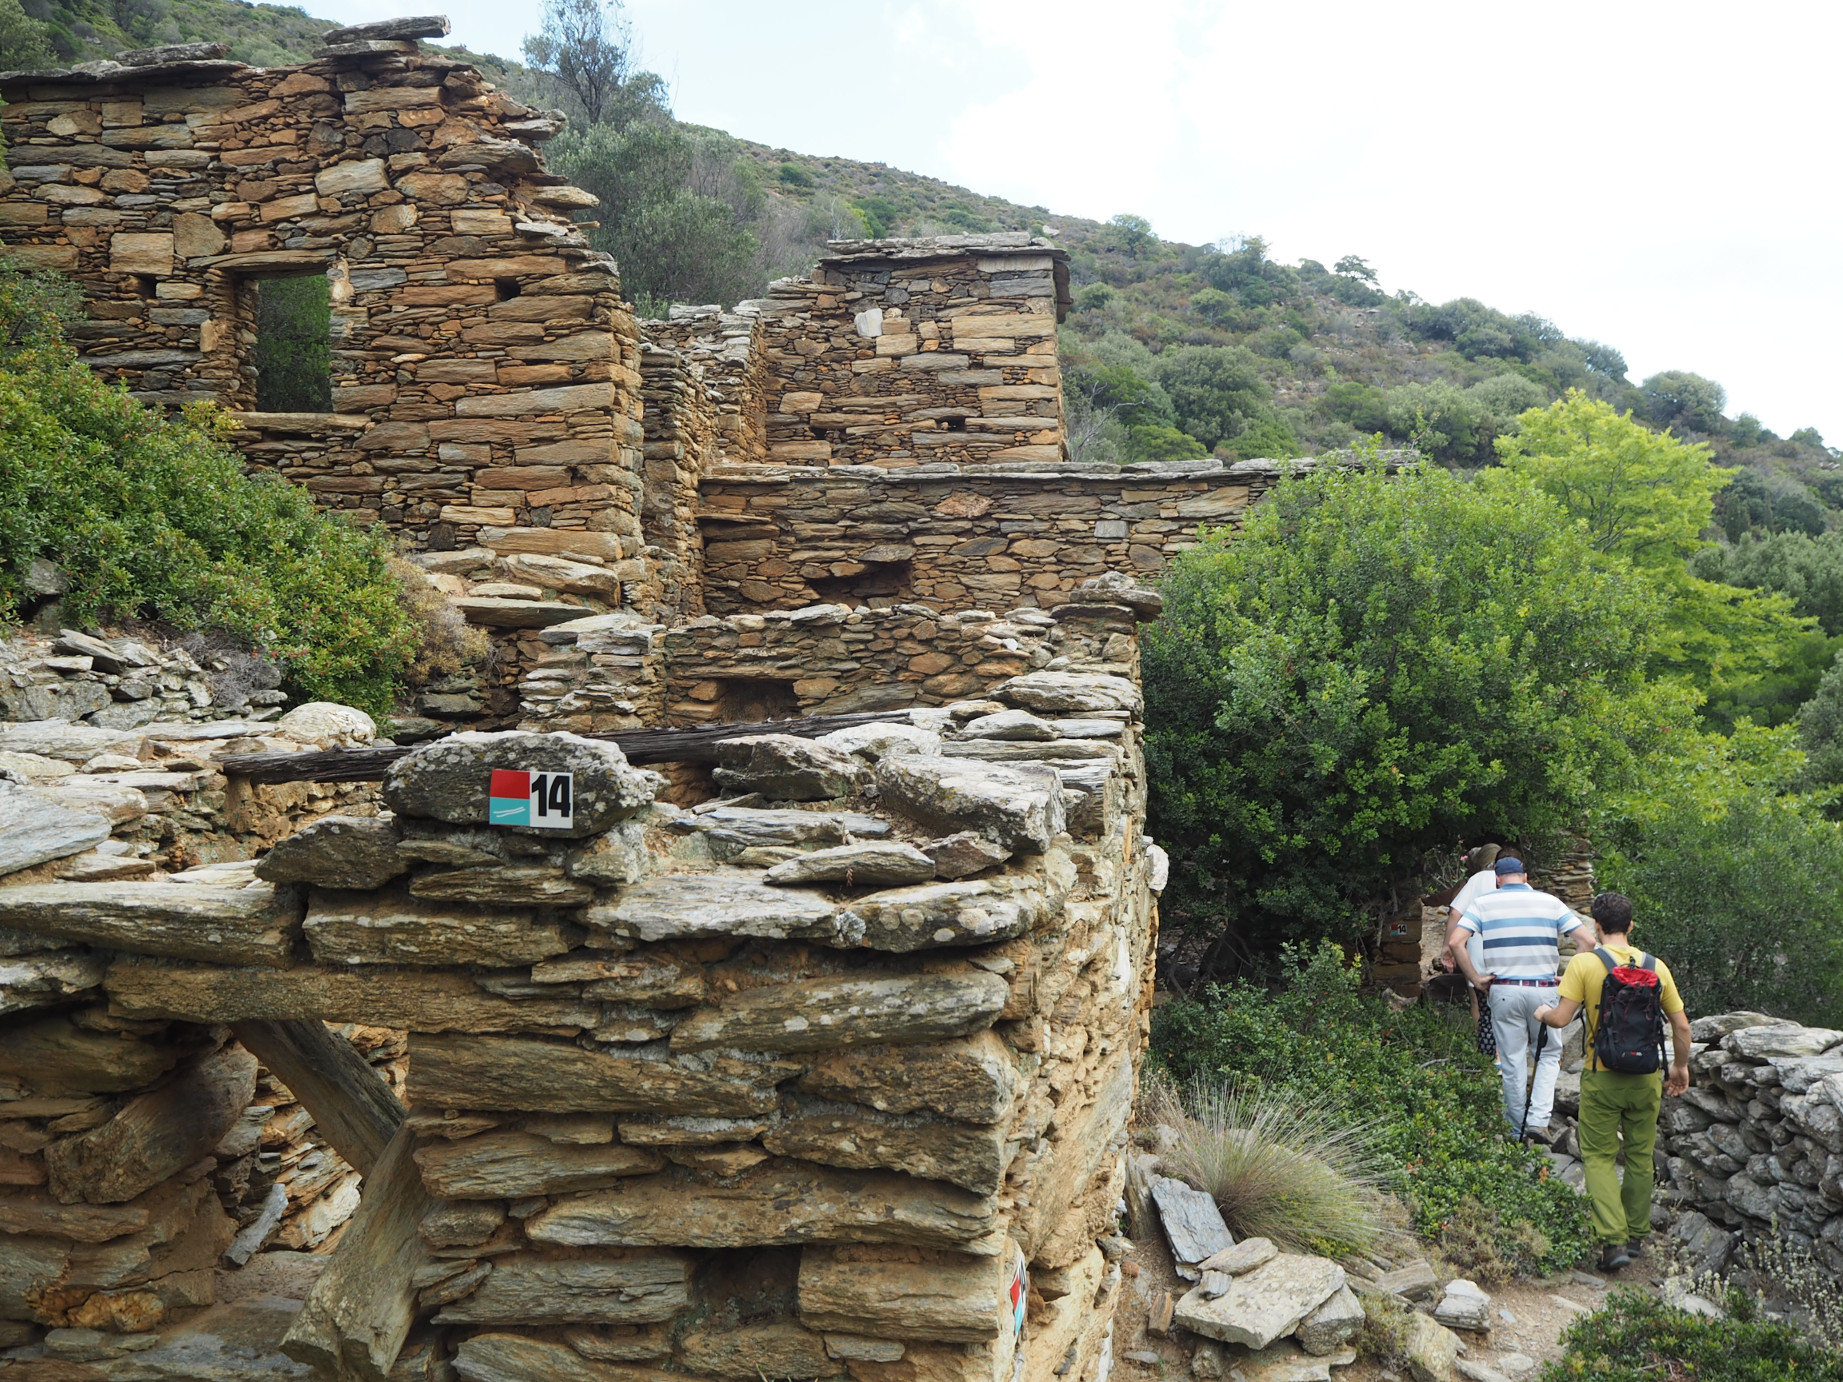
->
<box><xmin>696</xmin><ymin>458</ymin><xmax>1300</xmax><ymax>614</ymax></box>
<box><xmin>1657</xmin><ymin>1013</ymin><xmax>1843</xmax><ymax>1276</ymax></box>
<box><xmin>748</xmin><ymin>236</ymin><xmax>1072</xmax><ymax>470</ymax></box>
<box><xmin>0</xmin><ymin>38</ymin><xmax>647</xmax><ymax>575</ymax></box>
<box><xmin>646</xmin><ymin>304</ymin><xmax>768</xmax><ymax>468</ymax></box>
<box><xmin>0</xmin><ymin>647</ymin><xmax>1161</xmax><ymax>1380</ymax></box>
<box><xmin>635</xmin><ymin>335</ymin><xmax>719</xmax><ymax>621</ymax></box>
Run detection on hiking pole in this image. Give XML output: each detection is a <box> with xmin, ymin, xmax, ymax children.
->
<box><xmin>1520</xmin><ymin>1022</ymin><xmax>1549</xmax><ymax>1143</ymax></box>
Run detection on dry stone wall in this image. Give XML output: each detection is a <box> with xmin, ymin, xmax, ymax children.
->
<box><xmin>0</xmin><ymin>32</ymin><xmax>647</xmax><ymax>580</ymax></box>
<box><xmin>746</xmin><ymin>235</ymin><xmax>1072</xmax><ymax>470</ymax></box>
<box><xmin>1</xmin><ymin>31</ymin><xmax>1204</xmax><ymax>1379</ymax></box>
<box><xmin>696</xmin><ymin>459</ymin><xmax>1301</xmax><ymax>615</ymax></box>
<box><xmin>1657</xmin><ymin>1013</ymin><xmax>1843</xmax><ymax>1277</ymax></box>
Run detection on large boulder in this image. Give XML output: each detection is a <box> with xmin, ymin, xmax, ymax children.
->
<box><xmin>275</xmin><ymin>702</ymin><xmax>376</xmax><ymax>747</ymax></box>
<box><xmin>873</xmin><ymin>755</ymin><xmax>1065</xmax><ymax>855</ymax></box>
<box><xmin>383</xmin><ymin>731</ymin><xmax>654</xmax><ymax>839</ymax></box>
<box><xmin>712</xmin><ymin>735</ymin><xmax>866</xmax><ymax>801</ymax></box>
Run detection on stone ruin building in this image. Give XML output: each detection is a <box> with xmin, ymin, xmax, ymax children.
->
<box><xmin>0</xmin><ymin>17</ymin><xmax>1353</xmax><ymax>1382</ymax></box>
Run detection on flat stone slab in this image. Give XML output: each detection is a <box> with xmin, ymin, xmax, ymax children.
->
<box><xmin>815</xmin><ymin>722</ymin><xmax>942</xmax><ymax>760</ymax></box>
<box><xmin>1372</xmin><ymin>1259</ymin><xmax>1439</xmax><ymax>1301</ymax></box>
<box><xmin>1174</xmin><ymin>1253</ymin><xmax>1346</xmax><ymax>1349</ymax></box>
<box><xmin>874</xmin><ymin>754</ymin><xmax>1065</xmax><ymax>854</ymax></box>
<box><xmin>841</xmin><ymin>876</ymin><xmax>1041</xmax><ymax>951</ymax></box>
<box><xmin>255</xmin><ymin>815</ymin><xmax>404</xmax><ymax>891</ymax></box>
<box><xmin>304</xmin><ymin>889</ymin><xmax>572</xmax><ymax>967</ymax></box>
<box><xmin>670</xmin><ymin>971</ymin><xmax>1010</xmax><ymax>1053</ymax></box>
<box><xmin>525</xmin><ymin>1159</ymin><xmax>997</xmax><ymax>1252</ymax></box>
<box><xmin>713</xmin><ymin>734</ymin><xmax>868</xmax><ymax>800</ymax></box>
<box><xmin>995</xmin><ymin>670</ymin><xmax>1142</xmax><ymax>715</ymax></box>
<box><xmin>687</xmin><ymin>807</ymin><xmax>889</xmax><ymax>856</ymax></box>
<box><xmin>454</xmin><ymin>596</ymin><xmax>587</xmax><ymax>628</ymax></box>
<box><xmin>415</xmin><ymin>1131</ymin><xmax>664</xmax><ymax>1198</ymax></box>
<box><xmin>764</xmin><ymin>841</ymin><xmax>936</xmax><ymax>888</ymax></box>
<box><xmin>922</xmin><ymin>831</ymin><xmax>1012</xmax><ymax>879</ymax></box>
<box><xmin>1725</xmin><ymin>1024</ymin><xmax>1843</xmax><ymax>1058</ymax></box>
<box><xmin>0</xmin><ymin>880</ymin><xmax>303</xmax><ymax>965</ymax></box>
<box><xmin>0</xmin><ymin>949</ymin><xmax>109</xmax><ymax>1017</ymax></box>
<box><xmin>587</xmin><ymin>869</ymin><xmax>860</xmax><ymax>946</ymax></box>
<box><xmin>1297</xmin><ymin>1283</ymin><xmax>1364</xmax><ymax>1355</ymax></box>
<box><xmin>957</xmin><ymin>708</ymin><xmax>1058</xmax><ymax>740</ymax></box>
<box><xmin>1434</xmin><ymin>1279</ymin><xmax>1492</xmax><ymax>1332</ymax></box>
<box><xmin>1151</xmin><ymin>1177</ymin><xmax>1233</xmax><ymax>1277</ymax></box>
<box><xmin>0</xmin><ymin>786</ymin><xmax>110</xmax><ymax>878</ymax></box>
<box><xmin>1199</xmin><ymin>1237</ymin><xmax>1278</xmax><ymax>1275</ymax></box>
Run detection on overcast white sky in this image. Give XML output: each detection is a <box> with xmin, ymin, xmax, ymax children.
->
<box><xmin>313</xmin><ymin>0</ymin><xmax>1843</xmax><ymax>443</ymax></box>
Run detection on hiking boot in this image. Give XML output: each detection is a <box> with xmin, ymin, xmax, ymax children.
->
<box><xmin>1522</xmin><ymin>1125</ymin><xmax>1553</xmax><ymax>1147</ymax></box>
<box><xmin>1626</xmin><ymin>1238</ymin><xmax>1647</xmax><ymax>1258</ymax></box>
<box><xmin>1598</xmin><ymin>1243</ymin><xmax>1632</xmax><ymax>1272</ymax></box>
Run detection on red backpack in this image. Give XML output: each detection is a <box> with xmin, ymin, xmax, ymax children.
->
<box><xmin>1590</xmin><ymin>948</ymin><xmax>1665</xmax><ymax>1074</ymax></box>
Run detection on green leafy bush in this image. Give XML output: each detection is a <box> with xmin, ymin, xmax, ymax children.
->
<box><xmin>1596</xmin><ymin>725</ymin><xmax>1843</xmax><ymax>1024</ymax></box>
<box><xmin>1544</xmin><ymin>1288</ymin><xmax>1843</xmax><ymax>1382</ymax></box>
<box><xmin>1143</xmin><ymin>451</ymin><xmax>1678</xmax><ymax>953</ymax></box>
<box><xmin>0</xmin><ymin>263</ymin><xmax>419</xmax><ymax>717</ymax></box>
<box><xmin>1151</xmin><ymin>943</ymin><xmax>1592</xmax><ymax>1276</ymax></box>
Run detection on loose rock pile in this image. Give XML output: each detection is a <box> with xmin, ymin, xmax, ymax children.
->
<box><xmin>0</xmin><ymin>630</ymin><xmax>285</xmax><ymax>731</ymax></box>
<box><xmin>1658</xmin><ymin>1013</ymin><xmax>1843</xmax><ymax>1275</ymax></box>
<box><xmin>0</xmin><ymin>699</ymin><xmax>384</xmax><ymax>878</ymax></box>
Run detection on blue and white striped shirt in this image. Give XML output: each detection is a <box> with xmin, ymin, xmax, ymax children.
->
<box><xmin>1457</xmin><ymin>883</ymin><xmax>1583</xmax><ymax>981</ymax></box>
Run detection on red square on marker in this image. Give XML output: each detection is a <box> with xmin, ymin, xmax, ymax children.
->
<box><xmin>490</xmin><ymin>769</ymin><xmax>529</xmax><ymax>799</ymax></box>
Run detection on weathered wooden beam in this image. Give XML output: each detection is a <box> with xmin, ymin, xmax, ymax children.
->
<box><xmin>216</xmin><ymin>710</ymin><xmax>905</xmax><ymax>784</ymax></box>
<box><xmin>281</xmin><ymin>1121</ymin><xmax>435</xmax><ymax>1382</ymax></box>
<box><xmin>232</xmin><ymin>1018</ymin><xmax>404</xmax><ymax>1177</ymax></box>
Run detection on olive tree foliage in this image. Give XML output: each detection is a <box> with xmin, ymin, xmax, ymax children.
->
<box><xmin>521</xmin><ymin>0</ymin><xmax>666</xmax><ymax>130</ymax></box>
<box><xmin>1143</xmin><ymin>454</ymin><xmax>1681</xmax><ymax>970</ymax></box>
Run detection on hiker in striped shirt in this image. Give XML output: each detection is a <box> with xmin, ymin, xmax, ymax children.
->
<box><xmin>1445</xmin><ymin>855</ymin><xmax>1589</xmax><ymax>1142</ymax></box>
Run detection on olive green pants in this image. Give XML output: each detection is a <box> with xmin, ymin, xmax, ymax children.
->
<box><xmin>1578</xmin><ymin>1069</ymin><xmax>1662</xmax><ymax>1246</ymax></box>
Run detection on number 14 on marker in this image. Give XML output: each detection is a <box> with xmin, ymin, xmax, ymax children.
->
<box><xmin>488</xmin><ymin>769</ymin><xmax>573</xmax><ymax>828</ymax></box>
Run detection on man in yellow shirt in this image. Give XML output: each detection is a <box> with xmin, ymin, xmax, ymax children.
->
<box><xmin>1534</xmin><ymin>892</ymin><xmax>1691</xmax><ymax>1273</ymax></box>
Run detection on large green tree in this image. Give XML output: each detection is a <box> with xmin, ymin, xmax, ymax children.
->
<box><xmin>1143</xmin><ymin>454</ymin><xmax>1682</xmax><ymax>967</ymax></box>
<box><xmin>1495</xmin><ymin>392</ymin><xmax>1820</xmax><ymax>719</ymax></box>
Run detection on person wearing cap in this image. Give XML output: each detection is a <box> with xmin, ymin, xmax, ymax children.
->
<box><xmin>1446</xmin><ymin>854</ymin><xmax>1588</xmax><ymax>1141</ymax></box>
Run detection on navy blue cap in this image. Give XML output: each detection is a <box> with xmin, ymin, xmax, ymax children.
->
<box><xmin>1494</xmin><ymin>856</ymin><xmax>1526</xmax><ymax>875</ymax></box>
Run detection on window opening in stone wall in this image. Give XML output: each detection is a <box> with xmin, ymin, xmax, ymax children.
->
<box><xmin>810</xmin><ymin>559</ymin><xmax>913</xmax><ymax>606</ymax></box>
<box><xmin>253</xmin><ymin>274</ymin><xmax>332</xmax><ymax>413</ymax></box>
<box><xmin>716</xmin><ymin>678</ymin><xmax>801</xmax><ymax>724</ymax></box>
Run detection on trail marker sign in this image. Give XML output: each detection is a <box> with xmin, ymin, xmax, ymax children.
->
<box><xmin>488</xmin><ymin>769</ymin><xmax>573</xmax><ymax>829</ymax></box>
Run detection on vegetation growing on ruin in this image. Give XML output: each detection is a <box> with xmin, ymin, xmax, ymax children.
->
<box><xmin>0</xmin><ymin>261</ymin><xmax>418</xmax><ymax>716</ymax></box>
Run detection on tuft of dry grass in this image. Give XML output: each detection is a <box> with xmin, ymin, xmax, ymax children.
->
<box><xmin>1148</xmin><ymin>1074</ymin><xmax>1390</xmax><ymax>1255</ymax></box>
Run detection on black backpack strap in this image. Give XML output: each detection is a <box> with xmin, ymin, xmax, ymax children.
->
<box><xmin>1639</xmin><ymin>953</ymin><xmax>1655</xmax><ymax>971</ymax></box>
